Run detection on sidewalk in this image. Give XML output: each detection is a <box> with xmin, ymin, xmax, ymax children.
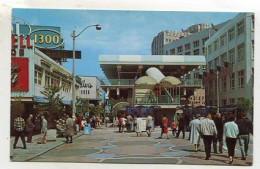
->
<box><xmin>10</xmin><ymin>131</ymin><xmax>83</xmax><ymax>162</ymax></box>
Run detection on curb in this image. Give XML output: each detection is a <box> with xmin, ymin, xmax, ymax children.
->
<box><xmin>25</xmin><ymin>132</ymin><xmax>83</xmax><ymax>161</ymax></box>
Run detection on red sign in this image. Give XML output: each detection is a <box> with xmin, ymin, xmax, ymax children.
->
<box><xmin>11</xmin><ymin>57</ymin><xmax>29</xmax><ymax>91</ymax></box>
<box><xmin>11</xmin><ymin>34</ymin><xmax>33</xmax><ymax>57</ymax></box>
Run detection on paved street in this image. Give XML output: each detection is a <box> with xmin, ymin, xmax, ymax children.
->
<box><xmin>27</xmin><ymin>127</ymin><xmax>253</xmax><ymax>165</ymax></box>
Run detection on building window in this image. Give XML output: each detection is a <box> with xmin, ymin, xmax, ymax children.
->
<box><xmin>208</xmin><ymin>44</ymin><xmax>212</xmax><ymax>55</ymax></box>
<box><xmin>202</xmin><ymin>37</ymin><xmax>209</xmax><ymax>46</ymax></box>
<box><xmin>229</xmin><ymin>73</ymin><xmax>235</xmax><ymax>90</ymax></box>
<box><xmin>214</xmin><ymin>40</ymin><xmax>218</xmax><ymax>51</ymax></box>
<box><xmin>193</xmin><ymin>40</ymin><xmax>199</xmax><ymax>48</ymax></box>
<box><xmin>229</xmin><ymin>98</ymin><xmax>235</xmax><ymax>104</ymax></box>
<box><xmin>222</xmin><ymin>77</ymin><xmax>227</xmax><ymax>92</ymax></box>
<box><xmin>222</xmin><ymin>99</ymin><xmax>227</xmax><ymax>106</ymax></box>
<box><xmin>170</xmin><ymin>48</ymin><xmax>175</xmax><ymax>55</ymax></box>
<box><xmin>194</xmin><ymin>73</ymin><xmax>199</xmax><ymax>79</ymax></box>
<box><xmin>252</xmin><ymin>40</ymin><xmax>254</xmax><ymax>59</ymax></box>
<box><xmin>34</xmin><ymin>67</ymin><xmax>43</xmax><ymax>85</ymax></box>
<box><xmin>251</xmin><ymin>15</ymin><xmax>255</xmax><ymax>30</ymax></box>
<box><xmin>165</xmin><ymin>50</ymin><xmax>168</xmax><ymax>55</ymax></box>
<box><xmin>177</xmin><ymin>46</ymin><xmax>183</xmax><ymax>53</ymax></box>
<box><xmin>237</xmin><ymin>43</ymin><xmax>245</xmax><ymax>62</ymax></box>
<box><xmin>193</xmin><ymin>49</ymin><xmax>200</xmax><ymax>55</ymax></box>
<box><xmin>220</xmin><ymin>52</ymin><xmax>227</xmax><ymax>63</ymax></box>
<box><xmin>220</xmin><ymin>34</ymin><xmax>227</xmax><ymax>47</ymax></box>
<box><xmin>229</xmin><ymin>48</ymin><xmax>235</xmax><ymax>64</ymax></box>
<box><xmin>185</xmin><ymin>51</ymin><xmax>191</xmax><ymax>55</ymax></box>
<box><xmin>45</xmin><ymin>72</ymin><xmax>51</xmax><ymax>86</ymax></box>
<box><xmin>228</xmin><ymin>27</ymin><xmax>235</xmax><ymax>41</ymax></box>
<box><xmin>238</xmin><ymin>70</ymin><xmax>244</xmax><ymax>88</ymax></box>
<box><xmin>237</xmin><ymin>19</ymin><xmax>245</xmax><ymax>36</ymax></box>
<box><xmin>185</xmin><ymin>43</ymin><xmax>190</xmax><ymax>50</ymax></box>
<box><xmin>52</xmin><ymin>75</ymin><xmax>60</xmax><ymax>86</ymax></box>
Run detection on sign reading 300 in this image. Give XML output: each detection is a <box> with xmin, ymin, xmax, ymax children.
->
<box><xmin>29</xmin><ymin>29</ymin><xmax>64</xmax><ymax>49</ymax></box>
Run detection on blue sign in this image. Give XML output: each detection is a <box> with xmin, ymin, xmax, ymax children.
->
<box><xmin>12</xmin><ymin>18</ymin><xmax>64</xmax><ymax>50</ymax></box>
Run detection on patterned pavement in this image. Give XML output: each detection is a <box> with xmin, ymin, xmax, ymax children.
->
<box><xmin>29</xmin><ymin>127</ymin><xmax>253</xmax><ymax>165</ymax></box>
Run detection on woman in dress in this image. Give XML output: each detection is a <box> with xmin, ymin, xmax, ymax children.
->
<box><xmin>159</xmin><ymin>114</ymin><xmax>169</xmax><ymax>139</ymax></box>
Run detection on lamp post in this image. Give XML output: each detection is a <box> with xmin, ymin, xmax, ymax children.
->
<box><xmin>71</xmin><ymin>24</ymin><xmax>101</xmax><ymax>118</ymax></box>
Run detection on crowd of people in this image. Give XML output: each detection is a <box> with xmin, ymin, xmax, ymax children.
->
<box><xmin>13</xmin><ymin>111</ymin><xmax>253</xmax><ymax>164</ymax></box>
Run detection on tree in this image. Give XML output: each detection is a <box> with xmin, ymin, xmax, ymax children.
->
<box><xmin>38</xmin><ymin>85</ymin><xmax>64</xmax><ymax>127</ymax></box>
<box><xmin>75</xmin><ymin>98</ymin><xmax>90</xmax><ymax>116</ymax></box>
<box><xmin>237</xmin><ymin>98</ymin><xmax>253</xmax><ymax>115</ymax></box>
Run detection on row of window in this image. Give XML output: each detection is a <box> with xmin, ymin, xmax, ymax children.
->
<box><xmin>208</xmin><ymin>42</ymin><xmax>245</xmax><ymax>69</ymax></box>
<box><xmin>166</xmin><ymin>37</ymin><xmax>208</xmax><ymax>55</ymax></box>
<box><xmin>207</xmin><ymin>70</ymin><xmax>245</xmax><ymax>94</ymax></box>
<box><xmin>208</xmin><ymin>97</ymin><xmax>244</xmax><ymax>107</ymax></box>
<box><xmin>208</xmin><ymin>19</ymin><xmax>245</xmax><ymax>55</ymax></box>
<box><xmin>34</xmin><ymin>66</ymin><xmax>72</xmax><ymax>93</ymax></box>
<box><xmin>81</xmin><ymin>90</ymin><xmax>90</xmax><ymax>95</ymax></box>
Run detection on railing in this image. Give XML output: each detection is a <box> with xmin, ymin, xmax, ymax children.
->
<box><xmin>135</xmin><ymin>95</ymin><xmax>180</xmax><ymax>105</ymax></box>
<box><xmin>101</xmin><ymin>79</ymin><xmax>135</xmax><ymax>86</ymax></box>
<box><xmin>181</xmin><ymin>79</ymin><xmax>203</xmax><ymax>87</ymax></box>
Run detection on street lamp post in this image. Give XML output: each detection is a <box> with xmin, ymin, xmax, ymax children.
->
<box><xmin>71</xmin><ymin>24</ymin><xmax>101</xmax><ymax>118</ymax></box>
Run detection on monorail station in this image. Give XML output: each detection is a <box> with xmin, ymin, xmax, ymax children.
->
<box><xmin>99</xmin><ymin>55</ymin><xmax>206</xmax><ymax>125</ymax></box>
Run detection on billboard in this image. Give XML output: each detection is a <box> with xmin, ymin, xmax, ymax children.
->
<box><xmin>11</xmin><ymin>57</ymin><xmax>29</xmax><ymax>91</ymax></box>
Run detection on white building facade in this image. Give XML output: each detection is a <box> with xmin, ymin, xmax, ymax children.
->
<box><xmin>79</xmin><ymin>76</ymin><xmax>102</xmax><ymax>104</ymax></box>
<box><xmin>204</xmin><ymin>13</ymin><xmax>254</xmax><ymax>116</ymax></box>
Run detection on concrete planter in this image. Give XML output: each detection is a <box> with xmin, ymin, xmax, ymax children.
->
<box><xmin>46</xmin><ymin>129</ymin><xmax>57</xmax><ymax>141</ymax></box>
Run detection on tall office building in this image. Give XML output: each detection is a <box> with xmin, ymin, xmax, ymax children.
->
<box><xmin>151</xmin><ymin>30</ymin><xmax>191</xmax><ymax>55</ymax></box>
<box><xmin>204</xmin><ymin>13</ymin><xmax>254</xmax><ymax>119</ymax></box>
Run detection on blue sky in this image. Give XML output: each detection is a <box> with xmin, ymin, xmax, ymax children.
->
<box><xmin>12</xmin><ymin>9</ymin><xmax>238</xmax><ymax>78</ymax></box>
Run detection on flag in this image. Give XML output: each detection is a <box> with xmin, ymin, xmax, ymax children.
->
<box><xmin>211</xmin><ymin>23</ymin><xmax>218</xmax><ymax>31</ymax></box>
<box><xmin>221</xmin><ymin>66</ymin><xmax>227</xmax><ymax>80</ymax></box>
<box><xmin>227</xmin><ymin>63</ymin><xmax>233</xmax><ymax>78</ymax></box>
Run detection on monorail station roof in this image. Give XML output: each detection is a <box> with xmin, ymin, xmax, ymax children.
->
<box><xmin>99</xmin><ymin>55</ymin><xmax>206</xmax><ymax>79</ymax></box>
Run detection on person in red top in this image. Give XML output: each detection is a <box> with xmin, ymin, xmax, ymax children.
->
<box><xmin>118</xmin><ymin>114</ymin><xmax>122</xmax><ymax>133</ymax></box>
<box><xmin>158</xmin><ymin>114</ymin><xmax>169</xmax><ymax>139</ymax></box>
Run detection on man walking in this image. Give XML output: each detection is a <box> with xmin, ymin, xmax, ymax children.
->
<box><xmin>13</xmin><ymin>114</ymin><xmax>26</xmax><ymax>149</ymax></box>
<box><xmin>38</xmin><ymin>115</ymin><xmax>47</xmax><ymax>144</ymax></box>
<box><xmin>176</xmin><ymin>115</ymin><xmax>185</xmax><ymax>139</ymax></box>
<box><xmin>198</xmin><ymin>112</ymin><xmax>217</xmax><ymax>160</ymax></box>
<box><xmin>65</xmin><ymin>114</ymin><xmax>75</xmax><ymax>143</ymax></box>
<box><xmin>213</xmin><ymin>112</ymin><xmax>224</xmax><ymax>154</ymax></box>
<box><xmin>25</xmin><ymin>114</ymin><xmax>35</xmax><ymax>143</ymax></box>
<box><xmin>189</xmin><ymin>114</ymin><xmax>201</xmax><ymax>152</ymax></box>
<box><xmin>146</xmin><ymin>114</ymin><xmax>153</xmax><ymax>137</ymax></box>
<box><xmin>236</xmin><ymin>113</ymin><xmax>253</xmax><ymax>160</ymax></box>
<box><xmin>126</xmin><ymin>114</ymin><xmax>133</xmax><ymax>132</ymax></box>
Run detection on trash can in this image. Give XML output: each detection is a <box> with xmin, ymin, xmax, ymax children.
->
<box><xmin>84</xmin><ymin>125</ymin><xmax>91</xmax><ymax>135</ymax></box>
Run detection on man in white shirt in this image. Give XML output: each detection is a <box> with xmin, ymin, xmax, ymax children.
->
<box><xmin>198</xmin><ymin>112</ymin><xmax>217</xmax><ymax>160</ymax></box>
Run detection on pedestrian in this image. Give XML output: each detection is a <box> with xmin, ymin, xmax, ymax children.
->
<box><xmin>121</xmin><ymin>114</ymin><xmax>126</xmax><ymax>133</ymax></box>
<box><xmin>134</xmin><ymin>115</ymin><xmax>137</xmax><ymax>132</ymax></box>
<box><xmin>236</xmin><ymin>113</ymin><xmax>253</xmax><ymax>160</ymax></box>
<box><xmin>65</xmin><ymin>114</ymin><xmax>75</xmax><ymax>143</ymax></box>
<box><xmin>126</xmin><ymin>114</ymin><xmax>133</xmax><ymax>132</ymax></box>
<box><xmin>158</xmin><ymin>114</ymin><xmax>169</xmax><ymax>139</ymax></box>
<box><xmin>118</xmin><ymin>115</ymin><xmax>122</xmax><ymax>133</ymax></box>
<box><xmin>38</xmin><ymin>115</ymin><xmax>47</xmax><ymax>144</ymax></box>
<box><xmin>104</xmin><ymin>115</ymin><xmax>110</xmax><ymax>128</ymax></box>
<box><xmin>13</xmin><ymin>114</ymin><xmax>26</xmax><ymax>149</ymax></box>
<box><xmin>176</xmin><ymin>114</ymin><xmax>185</xmax><ymax>139</ymax></box>
<box><xmin>189</xmin><ymin>114</ymin><xmax>201</xmax><ymax>152</ymax></box>
<box><xmin>25</xmin><ymin>114</ymin><xmax>35</xmax><ymax>143</ymax></box>
<box><xmin>146</xmin><ymin>114</ymin><xmax>153</xmax><ymax>137</ymax></box>
<box><xmin>224</xmin><ymin>115</ymin><xmax>239</xmax><ymax>164</ymax></box>
<box><xmin>198</xmin><ymin>112</ymin><xmax>217</xmax><ymax>160</ymax></box>
<box><xmin>113</xmin><ymin>116</ymin><xmax>118</xmax><ymax>128</ymax></box>
<box><xmin>171</xmin><ymin>120</ymin><xmax>177</xmax><ymax>136</ymax></box>
<box><xmin>136</xmin><ymin>115</ymin><xmax>142</xmax><ymax>137</ymax></box>
<box><xmin>213</xmin><ymin>112</ymin><xmax>224</xmax><ymax>154</ymax></box>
